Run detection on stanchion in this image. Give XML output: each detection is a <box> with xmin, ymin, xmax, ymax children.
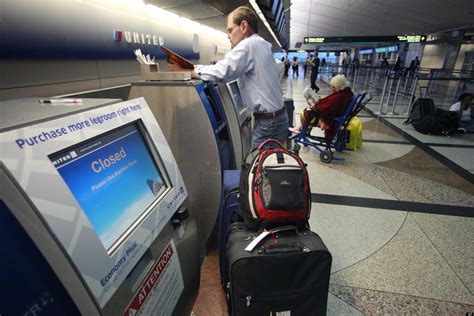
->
<box><xmin>404</xmin><ymin>77</ymin><xmax>418</xmax><ymax>116</ymax></box>
<box><xmin>377</xmin><ymin>75</ymin><xmax>389</xmax><ymax>115</ymax></box>
<box><xmin>390</xmin><ymin>75</ymin><xmax>402</xmax><ymax>115</ymax></box>
<box><xmin>367</xmin><ymin>69</ymin><xmax>375</xmax><ymax>96</ymax></box>
<box><xmin>383</xmin><ymin>73</ymin><xmax>394</xmax><ymax>115</ymax></box>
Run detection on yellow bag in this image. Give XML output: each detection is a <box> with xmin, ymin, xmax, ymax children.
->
<box><xmin>346</xmin><ymin>116</ymin><xmax>363</xmax><ymax>150</ymax></box>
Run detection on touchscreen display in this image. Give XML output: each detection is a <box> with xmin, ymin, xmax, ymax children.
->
<box><xmin>49</xmin><ymin>121</ymin><xmax>168</xmax><ymax>251</ymax></box>
<box><xmin>228</xmin><ymin>80</ymin><xmax>246</xmax><ymax>114</ymax></box>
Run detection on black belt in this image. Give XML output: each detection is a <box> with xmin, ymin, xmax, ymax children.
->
<box><xmin>253</xmin><ymin>107</ymin><xmax>286</xmax><ymax>120</ymax></box>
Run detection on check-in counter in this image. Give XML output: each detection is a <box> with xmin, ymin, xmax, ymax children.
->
<box><xmin>217</xmin><ymin>79</ymin><xmax>252</xmax><ymax>167</ymax></box>
<box><xmin>129</xmin><ymin>80</ymin><xmax>239</xmax><ymax>256</ymax></box>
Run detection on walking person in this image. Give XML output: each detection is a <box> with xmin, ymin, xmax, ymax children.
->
<box><xmin>292</xmin><ymin>56</ymin><xmax>299</xmax><ymax>78</ymax></box>
<box><xmin>309</xmin><ymin>52</ymin><xmax>320</xmax><ymax>92</ymax></box>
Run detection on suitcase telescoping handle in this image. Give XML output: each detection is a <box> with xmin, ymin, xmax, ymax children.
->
<box><xmin>258</xmin><ymin>242</ymin><xmax>307</xmax><ymax>255</ymax></box>
<box><xmin>261</xmin><ymin>226</ymin><xmax>306</xmax><ymax>254</ymax></box>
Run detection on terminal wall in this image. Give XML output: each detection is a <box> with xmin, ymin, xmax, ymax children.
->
<box><xmin>0</xmin><ymin>0</ymin><xmax>230</xmax><ymax>101</ymax></box>
<box><xmin>420</xmin><ymin>44</ymin><xmax>449</xmax><ymax>69</ymax></box>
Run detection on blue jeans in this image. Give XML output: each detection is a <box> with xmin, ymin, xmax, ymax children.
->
<box><xmin>459</xmin><ymin>119</ymin><xmax>474</xmax><ymax>133</ymax></box>
<box><xmin>252</xmin><ymin>111</ymin><xmax>289</xmax><ymax>150</ymax></box>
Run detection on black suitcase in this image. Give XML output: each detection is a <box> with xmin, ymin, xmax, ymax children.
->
<box><xmin>404</xmin><ymin>98</ymin><xmax>435</xmax><ymax>125</ymax></box>
<box><xmin>227</xmin><ymin>224</ymin><xmax>332</xmax><ymax>316</ymax></box>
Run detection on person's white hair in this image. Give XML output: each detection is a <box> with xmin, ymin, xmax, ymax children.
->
<box><xmin>330</xmin><ymin>74</ymin><xmax>350</xmax><ymax>91</ymax></box>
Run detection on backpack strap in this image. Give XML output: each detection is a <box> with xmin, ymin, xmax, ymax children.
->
<box><xmin>276</xmin><ymin>152</ymin><xmax>285</xmax><ymax>164</ymax></box>
<box><xmin>257</xmin><ymin>139</ymin><xmax>284</xmax><ymax>151</ymax></box>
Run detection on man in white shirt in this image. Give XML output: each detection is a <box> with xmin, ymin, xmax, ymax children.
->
<box><xmin>170</xmin><ymin>6</ymin><xmax>288</xmax><ymax>149</ymax></box>
<box><xmin>449</xmin><ymin>93</ymin><xmax>473</xmax><ymax>133</ymax></box>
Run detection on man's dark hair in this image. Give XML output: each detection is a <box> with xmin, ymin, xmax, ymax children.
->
<box><xmin>458</xmin><ymin>93</ymin><xmax>473</xmax><ymax>101</ymax></box>
<box><xmin>230</xmin><ymin>6</ymin><xmax>258</xmax><ymax>33</ymax></box>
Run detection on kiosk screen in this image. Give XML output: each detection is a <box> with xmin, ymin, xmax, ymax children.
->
<box><xmin>49</xmin><ymin>121</ymin><xmax>169</xmax><ymax>252</ymax></box>
<box><xmin>228</xmin><ymin>81</ymin><xmax>246</xmax><ymax>114</ymax></box>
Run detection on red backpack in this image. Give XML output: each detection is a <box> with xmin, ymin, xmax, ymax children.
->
<box><xmin>239</xmin><ymin>139</ymin><xmax>311</xmax><ymax>230</ymax></box>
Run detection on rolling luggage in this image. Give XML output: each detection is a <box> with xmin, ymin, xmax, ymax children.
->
<box><xmin>218</xmin><ymin>169</ymin><xmax>242</xmax><ymax>289</ymax></box>
<box><xmin>346</xmin><ymin>116</ymin><xmax>363</xmax><ymax>150</ymax></box>
<box><xmin>412</xmin><ymin>110</ymin><xmax>458</xmax><ymax>136</ymax></box>
<box><xmin>227</xmin><ymin>224</ymin><xmax>332</xmax><ymax>316</ymax></box>
<box><xmin>404</xmin><ymin>97</ymin><xmax>435</xmax><ymax>125</ymax></box>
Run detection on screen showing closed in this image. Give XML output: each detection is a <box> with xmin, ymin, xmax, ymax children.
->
<box><xmin>49</xmin><ymin>122</ymin><xmax>168</xmax><ymax>251</ymax></box>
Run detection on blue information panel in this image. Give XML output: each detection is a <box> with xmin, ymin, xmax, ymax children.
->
<box><xmin>49</xmin><ymin>121</ymin><xmax>168</xmax><ymax>252</ymax></box>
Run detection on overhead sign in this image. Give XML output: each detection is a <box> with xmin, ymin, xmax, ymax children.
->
<box><xmin>375</xmin><ymin>46</ymin><xmax>399</xmax><ymax>53</ymax></box>
<box><xmin>0</xmin><ymin>2</ymin><xmax>199</xmax><ymax>59</ymax></box>
<box><xmin>304</xmin><ymin>35</ymin><xmax>426</xmax><ymax>44</ymax></box>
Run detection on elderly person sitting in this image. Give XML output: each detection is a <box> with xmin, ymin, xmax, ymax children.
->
<box><xmin>289</xmin><ymin>74</ymin><xmax>354</xmax><ymax>140</ymax></box>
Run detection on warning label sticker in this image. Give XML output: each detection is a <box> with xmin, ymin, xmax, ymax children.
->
<box><xmin>123</xmin><ymin>240</ymin><xmax>184</xmax><ymax>316</ymax></box>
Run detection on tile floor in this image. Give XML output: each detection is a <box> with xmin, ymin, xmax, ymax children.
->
<box><xmin>192</xmin><ymin>70</ymin><xmax>474</xmax><ymax>315</ymax></box>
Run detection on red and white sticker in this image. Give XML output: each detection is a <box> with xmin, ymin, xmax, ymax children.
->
<box><xmin>124</xmin><ymin>240</ymin><xmax>183</xmax><ymax>316</ymax></box>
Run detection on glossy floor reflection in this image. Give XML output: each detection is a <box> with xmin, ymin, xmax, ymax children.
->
<box><xmin>192</xmin><ymin>69</ymin><xmax>474</xmax><ymax>315</ymax></box>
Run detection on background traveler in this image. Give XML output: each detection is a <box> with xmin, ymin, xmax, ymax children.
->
<box><xmin>309</xmin><ymin>51</ymin><xmax>320</xmax><ymax>92</ymax></box>
<box><xmin>450</xmin><ymin>93</ymin><xmax>474</xmax><ymax>133</ymax></box>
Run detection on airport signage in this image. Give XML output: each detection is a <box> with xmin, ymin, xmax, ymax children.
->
<box><xmin>113</xmin><ymin>29</ymin><xmax>164</xmax><ymax>46</ymax></box>
<box><xmin>0</xmin><ymin>2</ymin><xmax>198</xmax><ymax>59</ymax></box>
<box><xmin>304</xmin><ymin>35</ymin><xmax>426</xmax><ymax>44</ymax></box>
<box><xmin>359</xmin><ymin>48</ymin><xmax>374</xmax><ymax>54</ymax></box>
<box><xmin>375</xmin><ymin>46</ymin><xmax>399</xmax><ymax>53</ymax></box>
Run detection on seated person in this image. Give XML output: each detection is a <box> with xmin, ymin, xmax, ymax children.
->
<box><xmin>450</xmin><ymin>93</ymin><xmax>473</xmax><ymax>133</ymax></box>
<box><xmin>289</xmin><ymin>74</ymin><xmax>354</xmax><ymax>141</ymax></box>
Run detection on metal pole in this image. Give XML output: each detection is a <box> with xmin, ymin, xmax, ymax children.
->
<box><xmin>404</xmin><ymin>77</ymin><xmax>418</xmax><ymax>116</ymax></box>
<box><xmin>390</xmin><ymin>75</ymin><xmax>402</xmax><ymax>115</ymax></box>
<box><xmin>453</xmin><ymin>78</ymin><xmax>461</xmax><ymax>99</ymax></box>
<box><xmin>364</xmin><ymin>68</ymin><xmax>369</xmax><ymax>88</ymax></box>
<box><xmin>384</xmin><ymin>74</ymin><xmax>394</xmax><ymax>113</ymax></box>
<box><xmin>428</xmin><ymin>70</ymin><xmax>436</xmax><ymax>96</ymax></box>
<box><xmin>401</xmin><ymin>72</ymin><xmax>409</xmax><ymax>98</ymax></box>
<box><xmin>452</xmin><ymin>70</ymin><xmax>464</xmax><ymax>99</ymax></box>
<box><xmin>377</xmin><ymin>75</ymin><xmax>389</xmax><ymax>114</ymax></box>
<box><xmin>368</xmin><ymin>68</ymin><xmax>375</xmax><ymax>96</ymax></box>
<box><xmin>354</xmin><ymin>68</ymin><xmax>359</xmax><ymax>88</ymax></box>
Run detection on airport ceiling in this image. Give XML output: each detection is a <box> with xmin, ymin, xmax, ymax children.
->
<box><xmin>148</xmin><ymin>0</ymin><xmax>474</xmax><ymax>51</ymax></box>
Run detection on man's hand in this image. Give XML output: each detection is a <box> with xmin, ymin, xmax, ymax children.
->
<box><xmin>168</xmin><ymin>62</ymin><xmax>186</xmax><ymax>72</ymax></box>
<box><xmin>168</xmin><ymin>62</ymin><xmax>199</xmax><ymax>79</ymax></box>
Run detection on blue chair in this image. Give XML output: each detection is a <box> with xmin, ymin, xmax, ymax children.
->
<box><xmin>290</xmin><ymin>92</ymin><xmax>372</xmax><ymax>163</ymax></box>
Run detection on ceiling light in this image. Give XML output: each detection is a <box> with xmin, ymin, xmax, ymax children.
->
<box><xmin>249</xmin><ymin>0</ymin><xmax>282</xmax><ymax>48</ymax></box>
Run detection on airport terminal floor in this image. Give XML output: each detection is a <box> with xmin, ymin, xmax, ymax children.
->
<box><xmin>192</xmin><ymin>70</ymin><xmax>474</xmax><ymax>315</ymax></box>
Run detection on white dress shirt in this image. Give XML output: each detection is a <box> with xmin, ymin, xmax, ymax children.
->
<box><xmin>196</xmin><ymin>34</ymin><xmax>284</xmax><ymax>113</ymax></box>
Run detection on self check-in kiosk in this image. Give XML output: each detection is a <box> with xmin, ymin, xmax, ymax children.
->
<box><xmin>217</xmin><ymin>79</ymin><xmax>252</xmax><ymax>167</ymax></box>
<box><xmin>0</xmin><ymin>98</ymin><xmax>200</xmax><ymax>315</ymax></box>
<box><xmin>129</xmin><ymin>79</ymin><xmax>249</xmax><ymax>255</ymax></box>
